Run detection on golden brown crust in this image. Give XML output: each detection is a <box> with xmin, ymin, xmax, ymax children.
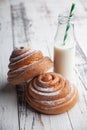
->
<box><xmin>25</xmin><ymin>72</ymin><xmax>78</xmax><ymax>115</ymax></box>
<box><xmin>9</xmin><ymin>49</ymin><xmax>43</xmax><ymax>70</ymax></box>
<box><xmin>8</xmin><ymin>47</ymin><xmax>53</xmax><ymax>85</ymax></box>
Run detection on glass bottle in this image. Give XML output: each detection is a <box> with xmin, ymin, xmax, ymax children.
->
<box><xmin>54</xmin><ymin>14</ymin><xmax>75</xmax><ymax>83</ymax></box>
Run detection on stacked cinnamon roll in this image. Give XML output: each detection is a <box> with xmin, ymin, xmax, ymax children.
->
<box><xmin>8</xmin><ymin>47</ymin><xmax>53</xmax><ymax>85</ymax></box>
<box><xmin>26</xmin><ymin>72</ymin><xmax>78</xmax><ymax>114</ymax></box>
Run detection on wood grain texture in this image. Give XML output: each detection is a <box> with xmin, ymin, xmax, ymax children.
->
<box><xmin>0</xmin><ymin>0</ymin><xmax>19</xmax><ymax>130</ymax></box>
<box><xmin>42</xmin><ymin>1</ymin><xmax>87</xmax><ymax>130</ymax></box>
<box><xmin>10</xmin><ymin>0</ymin><xmax>87</xmax><ymax>129</ymax></box>
<box><xmin>0</xmin><ymin>0</ymin><xmax>87</xmax><ymax>130</ymax></box>
<box><xmin>10</xmin><ymin>0</ymin><xmax>74</xmax><ymax>130</ymax></box>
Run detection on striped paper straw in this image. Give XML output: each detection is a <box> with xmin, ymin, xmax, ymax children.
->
<box><xmin>63</xmin><ymin>3</ymin><xmax>76</xmax><ymax>45</ymax></box>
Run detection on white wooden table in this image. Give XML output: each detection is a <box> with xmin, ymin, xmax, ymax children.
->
<box><xmin>0</xmin><ymin>0</ymin><xmax>87</xmax><ymax>130</ymax></box>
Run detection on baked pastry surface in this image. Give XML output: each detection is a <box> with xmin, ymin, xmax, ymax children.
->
<box><xmin>8</xmin><ymin>47</ymin><xmax>53</xmax><ymax>85</ymax></box>
<box><xmin>26</xmin><ymin>72</ymin><xmax>78</xmax><ymax>114</ymax></box>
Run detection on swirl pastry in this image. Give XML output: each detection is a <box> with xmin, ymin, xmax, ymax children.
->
<box><xmin>26</xmin><ymin>72</ymin><xmax>78</xmax><ymax>114</ymax></box>
<box><xmin>8</xmin><ymin>47</ymin><xmax>53</xmax><ymax>85</ymax></box>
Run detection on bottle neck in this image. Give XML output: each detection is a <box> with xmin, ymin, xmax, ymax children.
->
<box><xmin>54</xmin><ymin>16</ymin><xmax>74</xmax><ymax>48</ymax></box>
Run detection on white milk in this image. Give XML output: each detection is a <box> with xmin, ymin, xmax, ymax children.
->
<box><xmin>54</xmin><ymin>43</ymin><xmax>75</xmax><ymax>82</ymax></box>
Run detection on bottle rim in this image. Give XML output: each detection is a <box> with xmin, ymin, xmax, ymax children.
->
<box><xmin>58</xmin><ymin>12</ymin><xmax>74</xmax><ymax>24</ymax></box>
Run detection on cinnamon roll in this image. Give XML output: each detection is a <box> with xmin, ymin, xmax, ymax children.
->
<box><xmin>26</xmin><ymin>72</ymin><xmax>78</xmax><ymax>114</ymax></box>
<box><xmin>8</xmin><ymin>47</ymin><xmax>53</xmax><ymax>85</ymax></box>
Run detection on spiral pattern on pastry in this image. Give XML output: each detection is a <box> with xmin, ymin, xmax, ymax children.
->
<box><xmin>26</xmin><ymin>72</ymin><xmax>78</xmax><ymax>114</ymax></box>
<box><xmin>8</xmin><ymin>47</ymin><xmax>53</xmax><ymax>85</ymax></box>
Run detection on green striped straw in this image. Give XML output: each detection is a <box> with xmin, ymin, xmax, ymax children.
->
<box><xmin>63</xmin><ymin>3</ymin><xmax>76</xmax><ymax>45</ymax></box>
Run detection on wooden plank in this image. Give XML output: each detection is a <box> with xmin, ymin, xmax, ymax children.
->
<box><xmin>10</xmin><ymin>1</ymin><xmax>51</xmax><ymax>130</ymax></box>
<box><xmin>12</xmin><ymin>3</ymin><xmax>50</xmax><ymax>130</ymax></box>
<box><xmin>11</xmin><ymin>3</ymin><xmax>30</xmax><ymax>47</ymax></box>
<box><xmin>10</xmin><ymin>0</ymin><xmax>87</xmax><ymax>130</ymax></box>
<box><xmin>74</xmin><ymin>28</ymin><xmax>87</xmax><ymax>90</ymax></box>
<box><xmin>0</xmin><ymin>0</ymin><xmax>19</xmax><ymax>130</ymax></box>
<box><xmin>76</xmin><ymin>64</ymin><xmax>87</xmax><ymax>90</ymax></box>
<box><xmin>67</xmin><ymin>70</ymin><xmax>87</xmax><ymax>130</ymax></box>
<box><xmin>74</xmin><ymin>12</ymin><xmax>87</xmax><ymax>89</ymax></box>
<box><xmin>67</xmin><ymin>2</ymin><xmax>87</xmax><ymax>129</ymax></box>
<box><xmin>41</xmin><ymin>0</ymin><xmax>87</xmax><ymax>130</ymax></box>
<box><xmin>10</xmin><ymin>0</ymin><xmax>74</xmax><ymax>130</ymax></box>
<box><xmin>0</xmin><ymin>85</ymin><xmax>19</xmax><ymax>130</ymax></box>
<box><xmin>74</xmin><ymin>19</ymin><xmax>87</xmax><ymax>58</ymax></box>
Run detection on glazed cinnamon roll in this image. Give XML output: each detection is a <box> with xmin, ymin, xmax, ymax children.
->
<box><xmin>8</xmin><ymin>47</ymin><xmax>53</xmax><ymax>85</ymax></box>
<box><xmin>26</xmin><ymin>72</ymin><xmax>78</xmax><ymax>114</ymax></box>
